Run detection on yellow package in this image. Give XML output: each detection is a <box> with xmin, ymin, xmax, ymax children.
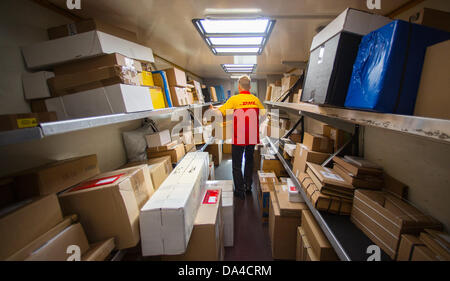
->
<box><xmin>139</xmin><ymin>71</ymin><xmax>155</xmax><ymax>86</ymax></box>
<box><xmin>149</xmin><ymin>87</ymin><xmax>166</xmax><ymax>109</ymax></box>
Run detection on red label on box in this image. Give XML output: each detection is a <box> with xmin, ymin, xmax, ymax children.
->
<box><xmin>203</xmin><ymin>190</ymin><xmax>219</xmax><ymax>204</ymax></box>
<box><xmin>289</xmin><ymin>186</ymin><xmax>297</xmax><ymax>192</ymax></box>
<box><xmin>70</xmin><ymin>174</ymin><xmax>125</xmax><ymax>193</ymax></box>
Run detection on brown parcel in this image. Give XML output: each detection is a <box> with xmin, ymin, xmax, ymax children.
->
<box><xmin>147</xmin><ymin>143</ymin><xmax>185</xmax><ymax>164</ymax></box>
<box><xmin>261</xmin><ymin>158</ymin><xmax>288</xmax><ymax>177</ymax></box>
<box><xmin>164</xmin><ymin>67</ymin><xmax>187</xmax><ymax>87</ymax></box>
<box><xmin>306</xmin><ymin>162</ymin><xmax>354</xmax><ymax>198</ymax></box>
<box><xmin>411</xmin><ymin>245</ymin><xmax>442</xmax><ymax>261</ymax></box>
<box><xmin>0</xmin><ymin>194</ymin><xmax>63</xmax><ymax>260</ymax></box>
<box><xmin>296</xmin><ymin>227</ymin><xmax>307</xmax><ymax>261</ymax></box>
<box><xmin>146</xmin><ymin>140</ymin><xmax>179</xmax><ymax>153</ymax></box>
<box><xmin>123</xmin><ymin>156</ymin><xmax>172</xmax><ymax>190</ymax></box>
<box><xmin>351</xmin><ymin>189</ymin><xmax>442</xmax><ymax>259</ymax></box>
<box><xmin>170</xmin><ymin>86</ymin><xmax>189</xmax><ymax>106</ymax></box>
<box><xmin>414</xmin><ymin>40</ymin><xmax>450</xmax><ymax>119</ymax></box>
<box><xmin>299</xmin><ymin>173</ymin><xmax>352</xmax><ymax>215</ymax></box>
<box><xmin>333</xmin><ymin>163</ymin><xmax>384</xmax><ymax>190</ymax></box>
<box><xmin>25</xmin><ymin>223</ymin><xmax>90</xmax><ymax>261</ymax></box>
<box><xmin>53</xmin><ymin>53</ymin><xmax>142</xmax><ymax>75</ymax></box>
<box><xmin>205</xmin><ymin>143</ymin><xmax>223</xmax><ymax>166</ymax></box>
<box><xmin>269</xmin><ymin>191</ymin><xmax>304</xmax><ymax>260</ymax></box>
<box><xmin>48</xmin><ymin>66</ymin><xmax>140</xmax><ymax>96</ymax></box>
<box><xmin>298</xmin><ymin>226</ymin><xmax>319</xmax><ymax>261</ymax></box>
<box><xmin>58</xmin><ymin>165</ymin><xmax>154</xmax><ymax>249</ymax></box>
<box><xmin>333</xmin><ymin>156</ymin><xmax>383</xmax><ymax>177</ymax></box>
<box><xmin>47</xmin><ymin>18</ymin><xmax>138</xmax><ymax>42</ymax></box>
<box><xmin>302</xmin><ymin>132</ymin><xmax>334</xmax><ymax>153</ymax></box>
<box><xmin>82</xmin><ymin>238</ymin><xmax>115</xmax><ymax>261</ymax></box>
<box><xmin>0</xmin><ymin>112</ymin><xmax>57</xmax><ymax>132</ymax></box>
<box><xmin>292</xmin><ymin>143</ymin><xmax>329</xmax><ymax>178</ymax></box>
<box><xmin>302</xmin><ymin>210</ymin><xmax>338</xmax><ymax>261</ymax></box>
<box><xmin>397</xmin><ymin>234</ymin><xmax>424</xmax><ymax>261</ymax></box>
<box><xmin>273</xmin><ymin>184</ymin><xmax>308</xmax><ymax>217</ymax></box>
<box><xmin>162</xmin><ymin>189</ymin><xmax>224</xmax><ymax>261</ymax></box>
<box><xmin>13</xmin><ymin>154</ymin><xmax>99</xmax><ymax>201</ymax></box>
<box><xmin>419</xmin><ymin>231</ymin><xmax>450</xmax><ymax>261</ymax></box>
<box><xmin>323</xmin><ymin>125</ymin><xmax>350</xmax><ymax>152</ymax></box>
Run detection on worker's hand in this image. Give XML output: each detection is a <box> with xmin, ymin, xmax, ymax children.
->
<box><xmin>209</xmin><ymin>104</ymin><xmax>214</xmax><ymax>110</ymax></box>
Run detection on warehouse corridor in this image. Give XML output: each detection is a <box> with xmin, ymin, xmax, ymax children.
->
<box><xmin>216</xmin><ymin>154</ymin><xmax>273</xmax><ymax>261</ymax></box>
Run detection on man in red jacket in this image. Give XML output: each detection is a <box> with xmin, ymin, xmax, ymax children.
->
<box><xmin>210</xmin><ymin>75</ymin><xmax>265</xmax><ymax>199</ymax></box>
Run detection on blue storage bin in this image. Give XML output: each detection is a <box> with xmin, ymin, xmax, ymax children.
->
<box><xmin>345</xmin><ymin>20</ymin><xmax>450</xmax><ymax>114</ymax></box>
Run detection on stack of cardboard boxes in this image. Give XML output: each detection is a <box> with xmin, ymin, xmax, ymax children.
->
<box><xmin>21</xmin><ymin>19</ymin><xmax>165</xmax><ymax>121</ymax></box>
<box><xmin>146</xmin><ymin>129</ymin><xmax>186</xmax><ymax>164</ymax></box>
<box><xmin>165</xmin><ymin>67</ymin><xmax>192</xmax><ymax>107</ymax></box>
<box><xmin>397</xmin><ymin>229</ymin><xmax>450</xmax><ymax>261</ymax></box>
<box><xmin>187</xmin><ymin>80</ymin><xmax>205</xmax><ymax>104</ymax></box>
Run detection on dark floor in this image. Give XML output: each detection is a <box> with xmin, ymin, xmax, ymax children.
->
<box><xmin>217</xmin><ymin>154</ymin><xmax>273</xmax><ymax>261</ymax></box>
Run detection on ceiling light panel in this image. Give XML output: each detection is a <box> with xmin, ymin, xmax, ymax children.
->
<box><xmin>222</xmin><ymin>64</ymin><xmax>257</xmax><ymax>73</ymax></box>
<box><xmin>193</xmin><ymin>18</ymin><xmax>276</xmax><ymax>56</ymax></box>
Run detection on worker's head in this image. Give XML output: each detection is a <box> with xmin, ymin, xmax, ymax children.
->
<box><xmin>238</xmin><ymin>75</ymin><xmax>251</xmax><ymax>92</ymax></box>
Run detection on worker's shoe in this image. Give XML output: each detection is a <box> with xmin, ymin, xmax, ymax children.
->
<box><xmin>234</xmin><ymin>190</ymin><xmax>245</xmax><ymax>200</ymax></box>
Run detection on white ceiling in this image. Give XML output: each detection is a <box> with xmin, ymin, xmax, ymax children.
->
<box><xmin>48</xmin><ymin>0</ymin><xmax>410</xmax><ymax>79</ymax></box>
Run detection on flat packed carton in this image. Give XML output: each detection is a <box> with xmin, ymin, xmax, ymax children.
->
<box><xmin>414</xmin><ymin>40</ymin><xmax>450</xmax><ymax>119</ymax></box>
<box><xmin>351</xmin><ymin>189</ymin><xmax>442</xmax><ymax>259</ymax></box>
<box><xmin>59</xmin><ymin>165</ymin><xmax>154</xmax><ymax>249</ymax></box>
<box><xmin>302</xmin><ymin>132</ymin><xmax>334</xmax><ymax>153</ymax></box>
<box><xmin>140</xmin><ymin>152</ymin><xmax>209</xmax><ymax>256</ymax></box>
<box><xmin>47</xmin><ymin>19</ymin><xmax>138</xmax><ymax>42</ymax></box>
<box><xmin>0</xmin><ymin>112</ymin><xmax>57</xmax><ymax>132</ymax></box>
<box><xmin>411</xmin><ymin>245</ymin><xmax>441</xmax><ymax>261</ymax></box>
<box><xmin>53</xmin><ymin>53</ymin><xmax>142</xmax><ymax>75</ymax></box>
<box><xmin>269</xmin><ymin>191</ymin><xmax>302</xmax><ymax>260</ymax></box>
<box><xmin>0</xmin><ymin>194</ymin><xmax>63</xmax><ymax>260</ymax></box>
<box><xmin>333</xmin><ymin>156</ymin><xmax>383</xmax><ymax>177</ymax></box>
<box><xmin>333</xmin><ymin>163</ymin><xmax>384</xmax><ymax>190</ymax></box>
<box><xmin>302</xmin><ymin>210</ymin><xmax>338</xmax><ymax>261</ymax></box>
<box><xmin>299</xmin><ymin>172</ymin><xmax>353</xmax><ymax>215</ymax></box>
<box><xmin>205</xmin><ymin>143</ymin><xmax>223</xmax><ymax>166</ymax></box>
<box><xmin>145</xmin><ymin>129</ymin><xmax>172</xmax><ymax>148</ymax></box>
<box><xmin>22</xmin><ymin>31</ymin><xmax>154</xmax><ymax>69</ymax></box>
<box><xmin>22</xmin><ymin>71</ymin><xmax>54</xmax><ymax>100</ymax></box>
<box><xmin>306</xmin><ymin>162</ymin><xmax>354</xmax><ymax>198</ymax></box>
<box><xmin>419</xmin><ymin>230</ymin><xmax>450</xmax><ymax>261</ymax></box>
<box><xmin>396</xmin><ymin>234</ymin><xmax>424</xmax><ymax>261</ymax></box>
<box><xmin>25</xmin><ymin>223</ymin><xmax>90</xmax><ymax>261</ymax></box>
<box><xmin>44</xmin><ymin>84</ymin><xmax>154</xmax><ymax>120</ymax></box>
<box><xmin>146</xmin><ymin>140</ymin><xmax>178</xmax><ymax>153</ymax></box>
<box><xmin>162</xmin><ymin>189</ymin><xmax>224</xmax><ymax>261</ymax></box>
<box><xmin>147</xmin><ymin>143</ymin><xmax>185</xmax><ymax>164</ymax></box>
<box><xmin>13</xmin><ymin>155</ymin><xmax>99</xmax><ymax>200</ymax></box>
<box><xmin>48</xmin><ymin>66</ymin><xmax>140</xmax><ymax>96</ymax></box>
<box><xmin>164</xmin><ymin>67</ymin><xmax>187</xmax><ymax>87</ymax></box>
<box><xmin>82</xmin><ymin>238</ymin><xmax>115</xmax><ymax>261</ymax></box>
<box><xmin>292</xmin><ymin>143</ymin><xmax>330</xmax><ymax>178</ymax></box>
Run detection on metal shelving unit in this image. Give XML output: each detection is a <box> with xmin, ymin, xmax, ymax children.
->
<box><xmin>0</xmin><ymin>102</ymin><xmax>221</xmax><ymax>147</ymax></box>
<box><xmin>265</xmin><ymin>101</ymin><xmax>450</xmax><ymax>145</ymax></box>
<box><xmin>264</xmin><ymin>136</ymin><xmax>391</xmax><ymax>261</ymax></box>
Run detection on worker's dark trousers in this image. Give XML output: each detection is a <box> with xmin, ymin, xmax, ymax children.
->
<box><xmin>232</xmin><ymin>144</ymin><xmax>255</xmax><ymax>194</ymax></box>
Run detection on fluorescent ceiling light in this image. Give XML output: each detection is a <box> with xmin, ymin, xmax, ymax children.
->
<box><xmin>223</xmin><ymin>64</ymin><xmax>254</xmax><ymax>68</ymax></box>
<box><xmin>222</xmin><ymin>64</ymin><xmax>256</xmax><ymax>73</ymax></box>
<box><xmin>193</xmin><ymin>18</ymin><xmax>275</xmax><ymax>56</ymax></box>
<box><xmin>209</xmin><ymin>37</ymin><xmax>264</xmax><ymax>46</ymax></box>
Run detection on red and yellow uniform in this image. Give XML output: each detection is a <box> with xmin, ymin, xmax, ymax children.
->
<box><xmin>218</xmin><ymin>91</ymin><xmax>265</xmax><ymax>146</ymax></box>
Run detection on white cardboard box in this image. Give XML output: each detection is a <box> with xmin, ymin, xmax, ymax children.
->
<box><xmin>140</xmin><ymin>152</ymin><xmax>209</xmax><ymax>256</ymax></box>
<box><xmin>44</xmin><ymin>84</ymin><xmax>153</xmax><ymax>120</ymax></box>
<box><xmin>145</xmin><ymin>130</ymin><xmax>172</xmax><ymax>148</ymax></box>
<box><xmin>287</xmin><ymin>178</ymin><xmax>305</xmax><ymax>203</ymax></box>
<box><xmin>311</xmin><ymin>8</ymin><xmax>392</xmax><ymax>51</ymax></box>
<box><xmin>22</xmin><ymin>30</ymin><xmax>154</xmax><ymax>69</ymax></box>
<box><xmin>22</xmin><ymin>71</ymin><xmax>54</xmax><ymax>100</ymax></box>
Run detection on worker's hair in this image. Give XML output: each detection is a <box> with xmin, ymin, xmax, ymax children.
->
<box><xmin>238</xmin><ymin>75</ymin><xmax>251</xmax><ymax>91</ymax></box>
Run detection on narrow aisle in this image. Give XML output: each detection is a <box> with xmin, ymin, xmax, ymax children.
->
<box><xmin>215</xmin><ymin>154</ymin><xmax>273</xmax><ymax>261</ymax></box>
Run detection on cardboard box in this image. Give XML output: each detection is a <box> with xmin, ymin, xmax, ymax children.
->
<box><xmin>333</xmin><ymin>163</ymin><xmax>384</xmax><ymax>190</ymax></box>
<box><xmin>269</xmin><ymin>191</ymin><xmax>302</xmax><ymax>260</ymax></box>
<box><xmin>289</xmin><ymin>133</ymin><xmax>302</xmax><ymax>143</ymax></box>
<box><xmin>25</xmin><ymin>223</ymin><xmax>90</xmax><ymax>261</ymax></box>
<box><xmin>323</xmin><ymin>125</ymin><xmax>351</xmax><ymax>152</ymax></box>
<box><xmin>397</xmin><ymin>234</ymin><xmax>424</xmax><ymax>261</ymax></box>
<box><xmin>0</xmin><ymin>112</ymin><xmax>57</xmax><ymax>132</ymax></box>
<box><xmin>351</xmin><ymin>189</ymin><xmax>442</xmax><ymax>259</ymax></box>
<box><xmin>205</xmin><ymin>143</ymin><xmax>223</xmax><ymax>166</ymax></box>
<box><xmin>123</xmin><ymin>156</ymin><xmax>173</xmax><ymax>190</ymax></box>
<box><xmin>48</xmin><ymin>66</ymin><xmax>140</xmax><ymax>97</ymax></box>
<box><xmin>0</xmin><ymin>194</ymin><xmax>63</xmax><ymax>260</ymax></box>
<box><xmin>48</xmin><ymin>19</ymin><xmax>138</xmax><ymax>42</ymax></box>
<box><xmin>333</xmin><ymin>156</ymin><xmax>383</xmax><ymax>177</ymax></box>
<box><xmin>414</xmin><ymin>40</ymin><xmax>450</xmax><ymax>119</ymax></box>
<box><xmin>22</xmin><ymin>71</ymin><xmax>54</xmax><ymax>100</ymax></box>
<box><xmin>22</xmin><ymin>30</ymin><xmax>154</xmax><ymax>69</ymax></box>
<box><xmin>59</xmin><ymin>165</ymin><xmax>154</xmax><ymax>249</ymax></box>
<box><xmin>292</xmin><ymin>143</ymin><xmax>330</xmax><ymax>178</ymax></box>
<box><xmin>210</xmin><ymin>87</ymin><xmax>218</xmax><ymax>102</ymax></box>
<box><xmin>164</xmin><ymin>67</ymin><xmax>187</xmax><ymax>87</ymax></box>
<box><xmin>297</xmin><ymin>226</ymin><xmax>318</xmax><ymax>261</ymax></box>
<box><xmin>53</xmin><ymin>53</ymin><xmax>142</xmax><ymax>75</ymax></box>
<box><xmin>146</xmin><ymin>140</ymin><xmax>178</xmax><ymax>153</ymax></box>
<box><xmin>223</xmin><ymin>142</ymin><xmax>232</xmax><ymax>154</ymax></box>
<box><xmin>409</xmin><ymin>8</ymin><xmax>450</xmax><ymax>33</ymax></box>
<box><xmin>306</xmin><ymin>162</ymin><xmax>354</xmax><ymax>198</ymax></box>
<box><xmin>411</xmin><ymin>245</ymin><xmax>441</xmax><ymax>261</ymax></box>
<box><xmin>299</xmin><ymin>172</ymin><xmax>353</xmax><ymax>215</ymax></box>
<box><xmin>261</xmin><ymin>158</ymin><xmax>288</xmax><ymax>177</ymax></box>
<box><xmin>296</xmin><ymin>227</ymin><xmax>305</xmax><ymax>261</ymax></box>
<box><xmin>302</xmin><ymin>210</ymin><xmax>338</xmax><ymax>261</ymax></box>
<box><xmin>13</xmin><ymin>155</ymin><xmax>99</xmax><ymax>200</ymax></box>
<box><xmin>162</xmin><ymin>189</ymin><xmax>224</xmax><ymax>261</ymax></box>
<box><xmin>140</xmin><ymin>152</ymin><xmax>209</xmax><ymax>256</ymax></box>
<box><xmin>281</xmin><ymin>75</ymin><xmax>299</xmax><ymax>94</ymax></box>
<box><xmin>170</xmin><ymin>86</ymin><xmax>189</xmax><ymax>106</ymax></box>
<box><xmin>147</xmin><ymin>143</ymin><xmax>185</xmax><ymax>164</ymax></box>
<box><xmin>302</xmin><ymin>132</ymin><xmax>334</xmax><ymax>153</ymax></box>
<box><xmin>419</xmin><ymin>230</ymin><xmax>450</xmax><ymax>261</ymax></box>
<box><xmin>44</xmin><ymin>84</ymin><xmax>154</xmax><ymax>120</ymax></box>
<box><xmin>273</xmin><ymin>184</ymin><xmax>307</xmax><ymax>217</ymax></box>
<box><xmin>258</xmin><ymin>171</ymin><xmax>279</xmax><ymax>220</ymax></box>
<box><xmin>82</xmin><ymin>238</ymin><xmax>115</xmax><ymax>261</ymax></box>
<box><xmin>145</xmin><ymin>129</ymin><xmax>172</xmax><ymax>148</ymax></box>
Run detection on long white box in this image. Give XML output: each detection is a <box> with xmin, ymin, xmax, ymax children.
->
<box><xmin>205</xmin><ymin>180</ymin><xmax>234</xmax><ymax>247</ymax></box>
<box><xmin>22</xmin><ymin>30</ymin><xmax>154</xmax><ymax>69</ymax></box>
<box><xmin>311</xmin><ymin>8</ymin><xmax>391</xmax><ymax>51</ymax></box>
<box><xmin>22</xmin><ymin>71</ymin><xmax>54</xmax><ymax>100</ymax></box>
<box><xmin>44</xmin><ymin>84</ymin><xmax>154</xmax><ymax>120</ymax></box>
<box><xmin>140</xmin><ymin>152</ymin><xmax>209</xmax><ymax>256</ymax></box>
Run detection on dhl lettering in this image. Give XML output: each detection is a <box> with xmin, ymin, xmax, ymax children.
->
<box><xmin>241</xmin><ymin>101</ymin><xmax>256</xmax><ymax>106</ymax></box>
